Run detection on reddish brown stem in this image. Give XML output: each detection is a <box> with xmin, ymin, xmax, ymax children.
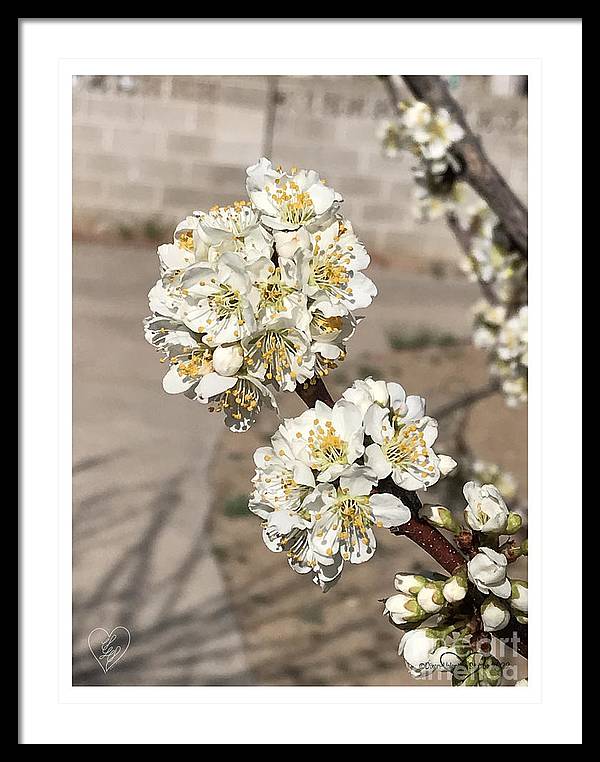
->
<box><xmin>389</xmin><ymin>517</ymin><xmax>465</xmax><ymax>574</ymax></box>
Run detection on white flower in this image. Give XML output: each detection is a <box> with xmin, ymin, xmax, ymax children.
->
<box><xmin>463</xmin><ymin>481</ymin><xmax>510</xmax><ymax>534</ymax></box>
<box><xmin>342</xmin><ymin>376</ymin><xmax>390</xmax><ymax>414</ymax></box>
<box><xmin>365</xmin><ymin>415</ymin><xmax>449</xmax><ymax>491</ymax></box>
<box><xmin>175</xmin><ymin>253</ymin><xmax>258</xmax><ymax>346</ymax></box>
<box><xmin>401</xmin><ymin>101</ymin><xmax>433</xmax><ymax>134</ymax></box>
<box><xmin>515</xmin><ymin>678</ymin><xmax>528</xmax><ymax>687</ymax></box>
<box><xmin>143</xmin><ymin>304</ymin><xmax>276</xmax><ymax>431</ymax></box>
<box><xmin>398</xmin><ymin>628</ymin><xmax>441</xmax><ymax>678</ymax></box>
<box><xmin>297</xmin><ymin>219</ymin><xmax>377</xmax><ymax>313</ymax></box>
<box><xmin>259</xmin><ymin>511</ymin><xmax>320</xmax><ymax>580</ymax></box>
<box><xmin>144</xmin><ymin>283</ymin><xmax>213</xmax><ymax>397</ymax></box>
<box><xmin>309</xmin><ymin>300</ymin><xmax>355</xmax><ymax>378</ymax></box>
<box><xmin>198</xmin><ymin>201</ymin><xmax>271</xmax><ymax>263</ymax></box>
<box><xmin>403</xmin><ymin>104</ymin><xmax>464</xmax><ymax>160</ymax></box>
<box><xmin>147</xmin><ymin>277</ymin><xmax>188</xmax><ymax>321</ymax></box>
<box><xmin>304</xmin><ymin>465</ymin><xmax>411</xmax><ymax>585</ymax></box>
<box><xmin>502</xmin><ymin>375</ymin><xmax>528</xmax><ymax>406</ymax></box>
<box><xmin>383</xmin><ymin>592</ymin><xmax>425</xmax><ymax>625</ymax></box>
<box><xmin>249</xmin><ymin>257</ymin><xmax>309</xmax><ymax>328</ymax></box>
<box><xmin>197</xmin><ymin>373</ymin><xmax>277</xmax><ymax>432</ymax></box>
<box><xmin>467</xmin><ymin>547</ymin><xmax>511</xmax><ymax>598</ymax></box>
<box><xmin>481</xmin><ymin>598</ymin><xmax>511</xmax><ymax>632</ymax></box>
<box><xmin>171</xmin><ymin>214</ymin><xmax>210</xmax><ymax>264</ymax></box>
<box><xmin>246</xmin><ymin>158</ymin><xmax>342</xmax><ymax>231</ymax></box>
<box><xmin>212</xmin><ymin>343</ymin><xmax>244</xmax><ymax>376</ymax></box>
<box><xmin>157</xmin><ymin>242</ymin><xmax>197</xmax><ymax>273</ymax></box>
<box><xmin>242</xmin><ymin>319</ymin><xmax>315</xmax><ymax>392</ymax></box>
<box><xmin>249</xmin><ymin>445</ymin><xmax>316</xmax><ymax>518</ymax></box>
<box><xmin>497</xmin><ymin>306</ymin><xmax>528</xmax><ymax>365</ymax></box>
<box><xmin>283</xmin><ymin>399</ymin><xmax>366</xmax><ymax>482</ymax></box>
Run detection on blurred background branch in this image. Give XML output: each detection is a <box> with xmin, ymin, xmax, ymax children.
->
<box><xmin>381</xmin><ymin>74</ymin><xmax>528</xmax><ymax>257</ymax></box>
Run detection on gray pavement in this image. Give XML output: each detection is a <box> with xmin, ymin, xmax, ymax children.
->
<box><xmin>73</xmin><ymin>242</ymin><xmax>251</xmax><ymax>685</ymax></box>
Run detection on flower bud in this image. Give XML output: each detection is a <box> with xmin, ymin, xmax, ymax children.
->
<box><xmin>467</xmin><ymin>547</ymin><xmax>511</xmax><ymax>598</ymax></box>
<box><xmin>383</xmin><ymin>592</ymin><xmax>425</xmax><ymax>625</ymax></box>
<box><xmin>505</xmin><ymin>512</ymin><xmax>523</xmax><ymax>534</ymax></box>
<box><xmin>212</xmin><ymin>344</ymin><xmax>244</xmax><ymax>376</ymax></box>
<box><xmin>510</xmin><ymin>580</ymin><xmax>528</xmax><ymax>620</ymax></box>
<box><xmin>394</xmin><ymin>573</ymin><xmax>427</xmax><ymax>595</ymax></box>
<box><xmin>417</xmin><ymin>582</ymin><xmax>446</xmax><ymax>614</ymax></box>
<box><xmin>443</xmin><ymin>570</ymin><xmax>468</xmax><ymax>603</ymax></box>
<box><xmin>463</xmin><ymin>481</ymin><xmax>509</xmax><ymax>533</ymax></box>
<box><xmin>419</xmin><ymin>504</ymin><xmax>460</xmax><ymax>533</ymax></box>
<box><xmin>432</xmin><ymin>645</ymin><xmax>461</xmax><ymax>673</ymax></box>
<box><xmin>398</xmin><ymin>628</ymin><xmax>441</xmax><ymax>678</ymax></box>
<box><xmin>481</xmin><ymin>597</ymin><xmax>511</xmax><ymax>632</ymax></box>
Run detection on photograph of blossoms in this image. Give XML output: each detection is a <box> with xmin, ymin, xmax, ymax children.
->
<box><xmin>72</xmin><ymin>74</ymin><xmax>528</xmax><ymax>686</ymax></box>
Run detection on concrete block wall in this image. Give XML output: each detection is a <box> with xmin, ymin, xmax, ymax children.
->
<box><xmin>72</xmin><ymin>75</ymin><xmax>527</xmax><ymax>268</ymax></box>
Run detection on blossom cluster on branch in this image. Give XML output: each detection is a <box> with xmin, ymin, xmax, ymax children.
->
<box><xmin>386</xmin><ymin>480</ymin><xmax>527</xmax><ymax>685</ymax></box>
<box><xmin>144</xmin><ymin>159</ymin><xmax>377</xmax><ymax>431</ymax></box>
<box><xmin>378</xmin><ymin>100</ymin><xmax>528</xmax><ymax>406</ymax></box>
<box><xmin>249</xmin><ymin>378</ymin><xmax>457</xmax><ymax>590</ymax></box>
<box><xmin>143</xmin><ymin>156</ymin><xmax>528</xmax><ymax>686</ymax></box>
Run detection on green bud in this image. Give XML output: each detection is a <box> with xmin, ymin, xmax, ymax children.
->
<box><xmin>419</xmin><ymin>504</ymin><xmax>461</xmax><ymax>534</ymax></box>
<box><xmin>394</xmin><ymin>573</ymin><xmax>428</xmax><ymax>595</ymax></box>
<box><xmin>510</xmin><ymin>579</ymin><xmax>528</xmax><ymax>618</ymax></box>
<box><xmin>505</xmin><ymin>512</ymin><xmax>523</xmax><ymax>535</ymax></box>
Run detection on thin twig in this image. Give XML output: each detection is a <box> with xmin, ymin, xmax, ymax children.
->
<box><xmin>446</xmin><ymin>212</ymin><xmax>500</xmax><ymax>306</ymax></box>
<box><xmin>434</xmin><ymin>381</ymin><xmax>500</xmax><ymax>420</ymax></box>
<box><xmin>262</xmin><ymin>76</ymin><xmax>279</xmax><ymax>159</ymax></box>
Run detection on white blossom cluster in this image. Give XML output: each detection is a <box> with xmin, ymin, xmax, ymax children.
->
<box><xmin>377</xmin><ymin>101</ymin><xmax>465</xmax><ymax>222</ymax></box>
<box><xmin>143</xmin><ymin>159</ymin><xmax>377</xmax><ymax>431</ymax></box>
<box><xmin>473</xmin><ymin>301</ymin><xmax>528</xmax><ymax>406</ymax></box>
<box><xmin>249</xmin><ymin>378</ymin><xmax>457</xmax><ymax>589</ymax></box>
<box><xmin>378</xmin><ymin>100</ymin><xmax>528</xmax><ymax>406</ymax></box>
<box><xmin>385</xmin><ymin>480</ymin><xmax>527</xmax><ymax>685</ymax></box>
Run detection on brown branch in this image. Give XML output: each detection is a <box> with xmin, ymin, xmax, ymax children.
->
<box><xmin>389</xmin><ymin>513</ymin><xmax>465</xmax><ymax>574</ymax></box>
<box><xmin>295</xmin><ymin>378</ymin><xmax>527</xmax><ymax>659</ymax></box>
<box><xmin>433</xmin><ymin>380</ymin><xmax>500</xmax><ymax>420</ymax></box>
<box><xmin>296</xmin><ymin>377</ymin><xmax>335</xmax><ymax>408</ymax></box>
<box><xmin>381</xmin><ymin>74</ymin><xmax>528</xmax><ymax>258</ymax></box>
